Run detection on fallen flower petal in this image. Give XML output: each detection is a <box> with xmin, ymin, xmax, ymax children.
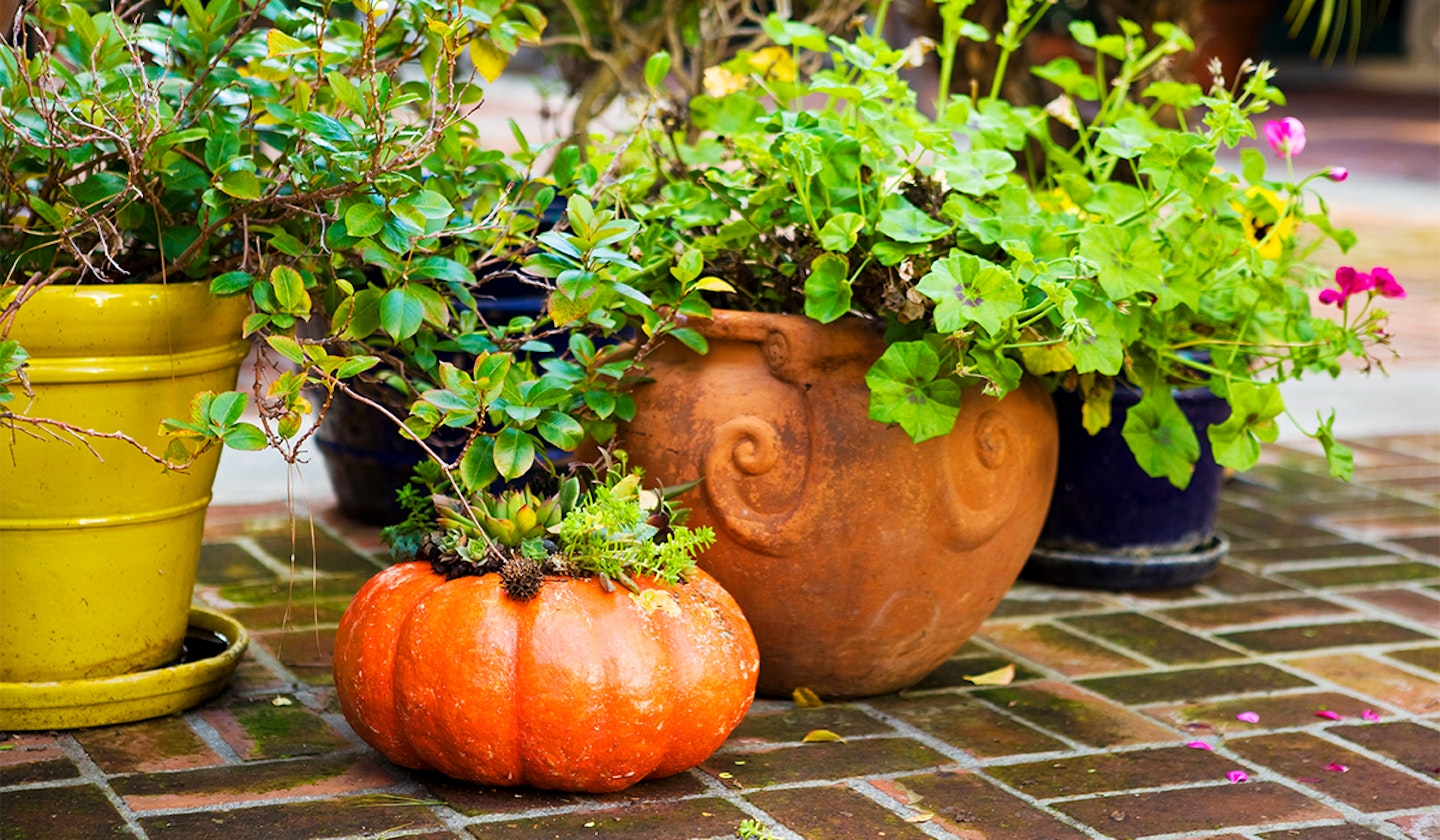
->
<box><xmin>1362</xmin><ymin>709</ymin><xmax>1381</xmax><ymax>721</ymax></box>
<box><xmin>1264</xmin><ymin>117</ymin><xmax>1307</xmax><ymax>158</ymax></box>
<box><xmin>1315</xmin><ymin>710</ymin><xmax>1344</xmax><ymax>721</ymax></box>
<box><xmin>1325</xmin><ymin>762</ymin><xmax>1349</xmax><ymax>773</ymax></box>
<box><xmin>1186</xmin><ymin>741</ymin><xmax>1214</xmax><ymax>750</ymax></box>
<box><xmin>1227</xmin><ymin>770</ymin><xmax>1249</xmax><ymax>783</ymax></box>
<box><xmin>1235</xmin><ymin>711</ymin><xmax>1260</xmax><ymax>723</ymax></box>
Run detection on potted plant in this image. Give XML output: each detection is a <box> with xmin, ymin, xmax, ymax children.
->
<box><xmin>540</xmin><ymin>0</ymin><xmax>1401</xmax><ymax>693</ymax></box>
<box><xmin>333</xmin><ymin>462</ymin><xmax>759</xmax><ymax>792</ymax></box>
<box><xmin>0</xmin><ymin>0</ymin><xmax>545</xmax><ymax>728</ymax></box>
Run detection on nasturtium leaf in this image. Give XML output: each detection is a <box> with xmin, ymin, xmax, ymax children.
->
<box><xmin>1095</xmin><ymin>117</ymin><xmax>1153</xmax><ymax>159</ymax></box>
<box><xmin>1207</xmin><ymin>382</ymin><xmax>1284</xmax><ymax>472</ymax></box>
<box><xmin>865</xmin><ymin>341</ymin><xmax>962</xmax><ymax>443</ymax></box>
<box><xmin>1078</xmin><ymin>225</ymin><xmax>1162</xmax><ymax>299</ymax></box>
<box><xmin>803</xmin><ymin>253</ymin><xmax>851</xmax><ymax>324</ymax></box>
<box><xmin>914</xmin><ymin>252</ymin><xmax>1022</xmax><ymax>336</ymax></box>
<box><xmin>877</xmin><ymin>197</ymin><xmax>950</xmax><ymax>244</ymax></box>
<box><xmin>1121</xmin><ymin>390</ymin><xmax>1200</xmax><ymax>489</ymax></box>
<box><xmin>818</xmin><ymin>212</ymin><xmax>865</xmax><ymax>253</ymax></box>
<box><xmin>938</xmin><ymin>149</ymin><xmax>1015</xmax><ymax>195</ymax></box>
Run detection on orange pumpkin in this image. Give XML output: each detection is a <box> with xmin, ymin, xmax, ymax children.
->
<box><xmin>332</xmin><ymin>561</ymin><xmax>759</xmax><ymax>792</ymax></box>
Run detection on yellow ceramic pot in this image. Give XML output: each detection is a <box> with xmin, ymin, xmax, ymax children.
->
<box><xmin>0</xmin><ymin>283</ymin><xmax>250</xmax><ymax>682</ymax></box>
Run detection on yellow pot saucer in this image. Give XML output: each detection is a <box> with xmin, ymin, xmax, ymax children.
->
<box><xmin>0</xmin><ymin>608</ymin><xmax>248</xmax><ymax>731</ymax></box>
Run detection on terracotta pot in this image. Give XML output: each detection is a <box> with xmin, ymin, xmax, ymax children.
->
<box><xmin>616</xmin><ymin>310</ymin><xmax>1058</xmax><ymax>698</ymax></box>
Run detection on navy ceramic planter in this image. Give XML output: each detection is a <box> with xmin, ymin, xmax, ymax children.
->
<box><xmin>1023</xmin><ymin>383</ymin><xmax>1232</xmax><ymax>590</ymax></box>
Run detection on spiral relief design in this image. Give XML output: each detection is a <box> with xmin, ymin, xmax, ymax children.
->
<box><xmin>703</xmin><ymin>415</ymin><xmax>813</xmax><ymax>556</ymax></box>
<box><xmin>931</xmin><ymin>407</ymin><xmax>1026</xmax><ymax>551</ymax></box>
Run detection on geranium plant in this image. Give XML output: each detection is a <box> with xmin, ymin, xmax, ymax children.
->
<box><xmin>575</xmin><ymin>0</ymin><xmax>1400</xmax><ymax>487</ymax></box>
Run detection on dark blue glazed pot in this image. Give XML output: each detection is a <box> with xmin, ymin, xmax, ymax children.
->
<box><xmin>1022</xmin><ymin>382</ymin><xmax>1231</xmax><ymax>590</ymax></box>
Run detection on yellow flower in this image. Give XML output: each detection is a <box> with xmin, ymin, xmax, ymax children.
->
<box><xmin>746</xmin><ymin>46</ymin><xmax>797</xmax><ymax>83</ymax></box>
<box><xmin>1235</xmin><ymin>186</ymin><xmax>1294</xmax><ymax>260</ymax></box>
<box><xmin>702</xmin><ymin>65</ymin><xmax>748</xmax><ymax>97</ymax></box>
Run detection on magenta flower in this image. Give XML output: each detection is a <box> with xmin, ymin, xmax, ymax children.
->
<box><xmin>1227</xmin><ymin>770</ymin><xmax>1250</xmax><ymax>783</ymax></box>
<box><xmin>1264</xmin><ymin>117</ymin><xmax>1306</xmax><ymax>158</ymax></box>
<box><xmin>1186</xmin><ymin>741</ymin><xmax>1214</xmax><ymax>750</ymax></box>
<box><xmin>1362</xmin><ymin>709</ymin><xmax>1381</xmax><ymax>721</ymax></box>
<box><xmin>1326</xmin><ymin>166</ymin><xmax>1349</xmax><ymax>182</ymax></box>
<box><xmin>1235</xmin><ymin>711</ymin><xmax>1260</xmax><ymax>723</ymax></box>
<box><xmin>1372</xmin><ymin>267</ymin><xmax>1406</xmax><ymax>299</ymax></box>
<box><xmin>1318</xmin><ymin>266</ymin><xmax>1403</xmax><ymax>308</ymax></box>
<box><xmin>1325</xmin><ymin>762</ymin><xmax>1349</xmax><ymax>773</ymax></box>
<box><xmin>1314</xmin><ymin>710</ymin><xmax>1344</xmax><ymax>721</ymax></box>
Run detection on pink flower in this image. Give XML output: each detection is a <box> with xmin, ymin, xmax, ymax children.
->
<box><xmin>1227</xmin><ymin>770</ymin><xmax>1250</xmax><ymax>783</ymax></box>
<box><xmin>1318</xmin><ymin>266</ymin><xmax>1402</xmax><ymax>308</ymax></box>
<box><xmin>1362</xmin><ymin>709</ymin><xmax>1381</xmax><ymax>721</ymax></box>
<box><xmin>1265</xmin><ymin>117</ymin><xmax>1307</xmax><ymax>158</ymax></box>
<box><xmin>1186</xmin><ymin>741</ymin><xmax>1214</xmax><ymax>750</ymax></box>
<box><xmin>1325</xmin><ymin>762</ymin><xmax>1349</xmax><ymax>773</ymax></box>
<box><xmin>1235</xmin><ymin>711</ymin><xmax>1260</xmax><ymax>723</ymax></box>
<box><xmin>1326</xmin><ymin>166</ymin><xmax>1349</xmax><ymax>182</ymax></box>
<box><xmin>1372</xmin><ymin>267</ymin><xmax>1406</xmax><ymax>299</ymax></box>
<box><xmin>1315</xmin><ymin>710</ymin><xmax>1344</xmax><ymax>721</ymax></box>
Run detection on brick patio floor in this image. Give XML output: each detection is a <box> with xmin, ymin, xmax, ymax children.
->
<box><xmin>3</xmin><ymin>435</ymin><xmax>1437</xmax><ymax>840</ymax></box>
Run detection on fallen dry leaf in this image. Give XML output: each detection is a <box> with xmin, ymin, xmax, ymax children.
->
<box><xmin>801</xmin><ymin>729</ymin><xmax>846</xmax><ymax>744</ymax></box>
<box><xmin>792</xmin><ymin>687</ymin><xmax>824</xmax><ymax>708</ymax></box>
<box><xmin>962</xmin><ymin>664</ymin><xmax>1015</xmax><ymax>686</ymax></box>
<box><xmin>904</xmin><ymin>812</ymin><xmax>935</xmax><ymax>823</ymax></box>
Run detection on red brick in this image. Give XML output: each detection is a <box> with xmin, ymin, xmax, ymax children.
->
<box><xmin>1160</xmin><ymin>597</ymin><xmax>1356</xmax><ymax>630</ymax></box>
<box><xmin>726</xmin><ymin>705</ymin><xmax>894</xmax><ymax>745</ymax></box>
<box><xmin>0</xmin><ymin>785</ymin><xmax>130</xmax><ymax>840</ymax></box>
<box><xmin>141</xmin><ymin>796</ymin><xmax>447</xmax><ymax>840</ymax></box>
<box><xmin>1227</xmin><ymin>731</ymin><xmax>1440</xmax><ymax>812</ymax></box>
<box><xmin>979</xmin><ymin>621</ymin><xmax>1146</xmax><ymax>675</ymax></box>
<box><xmin>1389</xmin><ymin>811</ymin><xmax>1440</xmax><ymax>839</ymax></box>
<box><xmin>868</xmin><ymin>693</ymin><xmax>1067</xmax><ymax>758</ymax></box>
<box><xmin>986</xmin><ymin>747</ymin><xmax>1246</xmax><ymax>798</ymax></box>
<box><xmin>974</xmin><ymin>680</ymin><xmax>1178</xmax><ymax>747</ymax></box>
<box><xmin>701</xmin><ymin>737</ymin><xmax>949</xmax><ymax>787</ymax></box>
<box><xmin>1349</xmin><ymin>588</ymin><xmax>1440</xmax><ymax>628</ymax></box>
<box><xmin>1079</xmin><ymin>663</ymin><xmax>1314</xmax><ymax>705</ymax></box>
<box><xmin>1145</xmin><ymin>691</ymin><xmax>1390</xmax><ymax>734</ymax></box>
<box><xmin>883</xmin><ymin>770</ymin><xmax>1091</xmax><ymax>839</ymax></box>
<box><xmin>464</xmin><ymin>797</ymin><xmax>748</xmax><ymax>839</ymax></box>
<box><xmin>251</xmin><ymin>627</ymin><xmax>340</xmax><ymax>685</ymax></box>
<box><xmin>1063</xmin><ymin>613</ymin><xmax>1238</xmax><ymax>664</ymax></box>
<box><xmin>0</xmin><ymin>734</ymin><xmax>78</xmax><ymax>786</ymax></box>
<box><xmin>746</xmin><ymin>784</ymin><xmax>935</xmax><ymax>838</ymax></box>
<box><xmin>1329</xmin><ymin>721</ymin><xmax>1440</xmax><ymax>779</ymax></box>
<box><xmin>75</xmin><ymin>717</ymin><xmax>222</xmax><ymax>773</ymax></box>
<box><xmin>1219</xmin><ymin>620</ymin><xmax>1431</xmax><ymax>653</ymax></box>
<box><xmin>198</xmin><ymin>695</ymin><xmax>349</xmax><ymax>760</ymax></box>
<box><xmin>111</xmin><ymin>753</ymin><xmax>400</xmax><ymax>812</ymax></box>
<box><xmin>1053</xmin><ymin>782</ymin><xmax>1340</xmax><ymax>836</ymax></box>
<box><xmin>1285</xmin><ymin>652</ymin><xmax>1440</xmax><ymax>714</ymax></box>
<box><xmin>1258</xmin><ymin>826</ymin><xmax>1397</xmax><ymax>840</ymax></box>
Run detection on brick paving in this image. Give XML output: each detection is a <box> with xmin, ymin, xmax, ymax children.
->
<box><xmin>3</xmin><ymin>434</ymin><xmax>1437</xmax><ymax>840</ymax></box>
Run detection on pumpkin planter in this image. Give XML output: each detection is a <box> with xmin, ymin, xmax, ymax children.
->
<box><xmin>615</xmin><ymin>310</ymin><xmax>1059</xmax><ymax>699</ymax></box>
<box><xmin>333</xmin><ymin>561</ymin><xmax>759</xmax><ymax>793</ymax></box>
